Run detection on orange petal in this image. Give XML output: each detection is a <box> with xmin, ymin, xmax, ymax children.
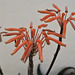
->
<box><xmin>38</xmin><ymin>24</ymin><xmax>48</xmax><ymax>29</ymax></box>
<box><xmin>37</xmin><ymin>41</ymin><xmax>43</xmax><ymax>62</ymax></box>
<box><xmin>21</xmin><ymin>41</ymin><xmax>32</xmax><ymax>61</ymax></box>
<box><xmin>3</xmin><ymin>33</ymin><xmax>20</xmax><ymax>36</ymax></box>
<box><xmin>31</xmin><ymin>28</ymin><xmax>36</xmax><ymax>39</ymax></box>
<box><xmin>5</xmin><ymin>28</ymin><xmax>21</xmax><ymax>31</ymax></box>
<box><xmin>44</xmin><ymin>16</ymin><xmax>60</xmax><ymax>22</ymax></box>
<box><xmin>38</xmin><ymin>10</ymin><xmax>56</xmax><ymax>16</ymax></box>
<box><xmin>52</xmin><ymin>3</ymin><xmax>61</xmax><ymax>12</ymax></box>
<box><xmin>30</xmin><ymin>22</ymin><xmax>33</xmax><ymax>29</ymax></box>
<box><xmin>5</xmin><ymin>33</ymin><xmax>25</xmax><ymax>44</ymax></box>
<box><xmin>47</xmin><ymin>32</ymin><xmax>62</xmax><ymax>37</ymax></box>
<box><xmin>24</xmin><ymin>45</ymin><xmax>33</xmax><ymax>63</ymax></box>
<box><xmin>11</xmin><ymin>40</ymin><xmax>28</xmax><ymax>55</ymax></box>
<box><xmin>48</xmin><ymin>36</ymin><xmax>66</xmax><ymax>47</ymax></box>
<box><xmin>40</xmin><ymin>14</ymin><xmax>54</xmax><ymax>21</ymax></box>
<box><xmin>61</xmin><ymin>13</ymin><xmax>65</xmax><ymax>21</ymax></box>
<box><xmin>62</xmin><ymin>20</ymin><xmax>67</xmax><ymax>38</ymax></box>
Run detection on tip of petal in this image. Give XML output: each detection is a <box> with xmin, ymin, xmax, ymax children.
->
<box><xmin>5</xmin><ymin>41</ymin><xmax>8</xmax><ymax>44</ymax></box>
<box><xmin>21</xmin><ymin>58</ymin><xmax>24</xmax><ymax>61</ymax></box>
<box><xmin>41</xmin><ymin>60</ymin><xmax>43</xmax><ymax>63</ymax></box>
<box><xmin>64</xmin><ymin>44</ymin><xmax>66</xmax><ymax>47</ymax></box>
<box><xmin>11</xmin><ymin>53</ymin><xmax>14</xmax><ymax>55</ymax></box>
<box><xmin>44</xmin><ymin>20</ymin><xmax>48</xmax><ymax>23</ymax></box>
<box><xmin>62</xmin><ymin>35</ymin><xmax>66</xmax><ymax>39</ymax></box>
<box><xmin>40</xmin><ymin>19</ymin><xmax>43</xmax><ymax>21</ymax></box>
<box><xmin>37</xmin><ymin>10</ymin><xmax>40</xmax><ymax>12</ymax></box>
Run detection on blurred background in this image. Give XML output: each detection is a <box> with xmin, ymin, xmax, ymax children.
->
<box><xmin>0</xmin><ymin>0</ymin><xmax>75</xmax><ymax>75</ymax></box>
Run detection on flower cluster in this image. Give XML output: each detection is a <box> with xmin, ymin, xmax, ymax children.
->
<box><xmin>4</xmin><ymin>22</ymin><xmax>66</xmax><ymax>63</ymax></box>
<box><xmin>38</xmin><ymin>3</ymin><xmax>75</xmax><ymax>38</ymax></box>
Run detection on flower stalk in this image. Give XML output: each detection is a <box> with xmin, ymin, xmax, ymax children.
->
<box><xmin>28</xmin><ymin>50</ymin><xmax>34</xmax><ymax>75</ymax></box>
<box><xmin>46</xmin><ymin>24</ymin><xmax>63</xmax><ymax>75</ymax></box>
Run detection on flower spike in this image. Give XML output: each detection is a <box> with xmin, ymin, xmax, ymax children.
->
<box><xmin>4</xmin><ymin>22</ymin><xmax>66</xmax><ymax>63</ymax></box>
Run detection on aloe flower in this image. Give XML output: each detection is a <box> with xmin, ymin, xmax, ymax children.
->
<box><xmin>4</xmin><ymin>22</ymin><xmax>66</xmax><ymax>75</ymax></box>
<box><xmin>38</xmin><ymin>3</ymin><xmax>75</xmax><ymax>38</ymax></box>
<box><xmin>38</xmin><ymin>4</ymin><xmax>75</xmax><ymax>75</ymax></box>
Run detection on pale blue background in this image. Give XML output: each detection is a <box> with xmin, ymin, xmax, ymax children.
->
<box><xmin>0</xmin><ymin>0</ymin><xmax>75</xmax><ymax>75</ymax></box>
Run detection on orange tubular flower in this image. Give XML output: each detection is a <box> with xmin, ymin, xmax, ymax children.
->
<box><xmin>38</xmin><ymin>10</ymin><xmax>56</xmax><ymax>16</ymax></box>
<box><xmin>5</xmin><ymin>28</ymin><xmax>21</xmax><ymax>31</ymax></box>
<box><xmin>24</xmin><ymin>44</ymin><xmax>33</xmax><ymax>63</ymax></box>
<box><xmin>38</xmin><ymin>24</ymin><xmax>48</xmax><ymax>29</ymax></box>
<box><xmin>30</xmin><ymin>22</ymin><xmax>33</xmax><ymax>29</ymax></box>
<box><xmin>62</xmin><ymin>20</ymin><xmax>68</xmax><ymax>38</ymax></box>
<box><xmin>44</xmin><ymin>16</ymin><xmax>60</xmax><ymax>22</ymax></box>
<box><xmin>31</xmin><ymin>28</ymin><xmax>36</xmax><ymax>39</ymax></box>
<box><xmin>21</xmin><ymin>41</ymin><xmax>32</xmax><ymax>61</ymax></box>
<box><xmin>11</xmin><ymin>40</ymin><xmax>28</xmax><ymax>55</ymax></box>
<box><xmin>37</xmin><ymin>39</ymin><xmax>43</xmax><ymax>62</ymax></box>
<box><xmin>3</xmin><ymin>32</ymin><xmax>20</xmax><ymax>36</ymax></box>
<box><xmin>47</xmin><ymin>32</ymin><xmax>62</xmax><ymax>37</ymax></box>
<box><xmin>48</xmin><ymin>36</ymin><xmax>66</xmax><ymax>47</ymax></box>
<box><xmin>4</xmin><ymin>22</ymin><xmax>66</xmax><ymax>63</ymax></box>
<box><xmin>61</xmin><ymin>13</ymin><xmax>65</xmax><ymax>21</ymax></box>
<box><xmin>5</xmin><ymin>33</ymin><xmax>25</xmax><ymax>44</ymax></box>
<box><xmin>52</xmin><ymin>3</ymin><xmax>61</xmax><ymax>12</ymax></box>
<box><xmin>40</xmin><ymin>14</ymin><xmax>55</xmax><ymax>21</ymax></box>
